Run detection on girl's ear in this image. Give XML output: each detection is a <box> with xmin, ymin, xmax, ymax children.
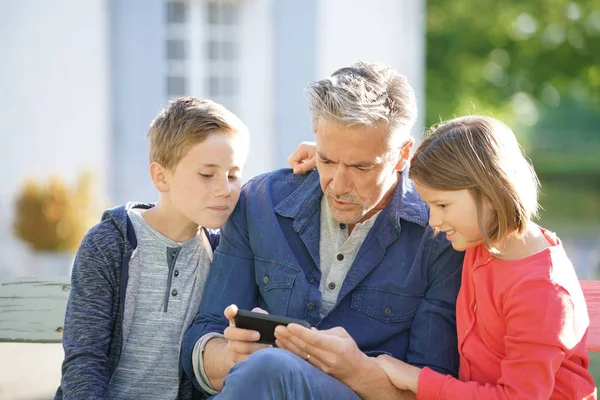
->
<box><xmin>150</xmin><ymin>162</ymin><xmax>170</xmax><ymax>193</ymax></box>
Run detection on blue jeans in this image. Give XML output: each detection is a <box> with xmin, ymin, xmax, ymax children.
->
<box><xmin>212</xmin><ymin>348</ymin><xmax>362</xmax><ymax>399</ymax></box>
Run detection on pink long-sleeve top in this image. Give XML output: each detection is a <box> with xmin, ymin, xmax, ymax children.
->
<box><xmin>418</xmin><ymin>229</ymin><xmax>597</xmax><ymax>399</ymax></box>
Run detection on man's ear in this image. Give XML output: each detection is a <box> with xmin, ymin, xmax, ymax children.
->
<box><xmin>394</xmin><ymin>138</ymin><xmax>415</xmax><ymax>171</ymax></box>
<box><xmin>150</xmin><ymin>162</ymin><xmax>170</xmax><ymax>193</ymax></box>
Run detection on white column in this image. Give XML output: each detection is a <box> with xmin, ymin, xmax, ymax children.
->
<box><xmin>0</xmin><ymin>0</ymin><xmax>110</xmax><ymax>278</ymax></box>
<box><xmin>237</xmin><ymin>0</ymin><xmax>276</xmax><ymax>179</ymax></box>
<box><xmin>316</xmin><ymin>0</ymin><xmax>426</xmax><ymax>138</ymax></box>
<box><xmin>0</xmin><ymin>0</ymin><xmax>110</xmax><ymax>201</ymax></box>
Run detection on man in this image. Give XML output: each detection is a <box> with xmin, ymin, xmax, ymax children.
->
<box><xmin>182</xmin><ymin>61</ymin><xmax>464</xmax><ymax>399</ymax></box>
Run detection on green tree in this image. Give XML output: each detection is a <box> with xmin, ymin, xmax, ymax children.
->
<box><xmin>426</xmin><ymin>0</ymin><xmax>600</xmax><ymax>129</ymax></box>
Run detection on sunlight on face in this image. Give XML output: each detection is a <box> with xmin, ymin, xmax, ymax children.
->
<box><xmin>315</xmin><ymin>118</ymin><xmax>406</xmax><ymax>225</ymax></box>
<box><xmin>413</xmin><ymin>180</ymin><xmax>494</xmax><ymax>251</ymax></box>
<box><xmin>167</xmin><ymin>131</ymin><xmax>249</xmax><ymax>229</ymax></box>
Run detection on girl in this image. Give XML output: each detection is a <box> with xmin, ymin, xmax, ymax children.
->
<box><xmin>375</xmin><ymin>115</ymin><xmax>596</xmax><ymax>399</ymax></box>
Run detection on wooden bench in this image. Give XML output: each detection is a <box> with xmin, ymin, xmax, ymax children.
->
<box><xmin>1</xmin><ymin>277</ymin><xmax>600</xmax><ymax>397</ymax></box>
<box><xmin>2</xmin><ymin>277</ymin><xmax>600</xmax><ymax>349</ymax></box>
<box><xmin>581</xmin><ymin>281</ymin><xmax>600</xmax><ymax>352</ymax></box>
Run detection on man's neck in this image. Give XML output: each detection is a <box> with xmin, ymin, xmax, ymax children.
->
<box><xmin>140</xmin><ymin>201</ymin><xmax>199</xmax><ymax>243</ymax></box>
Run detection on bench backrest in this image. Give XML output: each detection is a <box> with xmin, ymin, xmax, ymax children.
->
<box><xmin>2</xmin><ymin>277</ymin><xmax>600</xmax><ymax>351</ymax></box>
<box><xmin>581</xmin><ymin>281</ymin><xmax>600</xmax><ymax>352</ymax></box>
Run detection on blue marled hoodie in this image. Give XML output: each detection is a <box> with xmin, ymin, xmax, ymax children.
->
<box><xmin>55</xmin><ymin>203</ymin><xmax>217</xmax><ymax>400</ymax></box>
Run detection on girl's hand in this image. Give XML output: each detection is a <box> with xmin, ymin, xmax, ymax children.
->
<box><xmin>375</xmin><ymin>354</ymin><xmax>422</xmax><ymax>394</ymax></box>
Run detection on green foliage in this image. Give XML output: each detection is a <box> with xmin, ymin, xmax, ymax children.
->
<box><xmin>427</xmin><ymin>0</ymin><xmax>600</xmax><ymax>128</ymax></box>
<box><xmin>13</xmin><ymin>172</ymin><xmax>97</xmax><ymax>253</ymax></box>
<box><xmin>537</xmin><ymin>181</ymin><xmax>600</xmax><ymax>228</ymax></box>
<box><xmin>427</xmin><ymin>1</ymin><xmax>600</xmax><ymax>226</ymax></box>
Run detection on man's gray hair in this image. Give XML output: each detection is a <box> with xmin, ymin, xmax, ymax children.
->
<box><xmin>305</xmin><ymin>61</ymin><xmax>418</xmax><ymax>140</ymax></box>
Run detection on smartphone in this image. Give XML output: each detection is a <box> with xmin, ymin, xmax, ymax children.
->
<box><xmin>234</xmin><ymin>309</ymin><xmax>311</xmax><ymax>345</ymax></box>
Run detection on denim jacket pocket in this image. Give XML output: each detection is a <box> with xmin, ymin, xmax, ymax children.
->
<box><xmin>351</xmin><ymin>287</ymin><xmax>423</xmax><ymax>323</ymax></box>
<box><xmin>254</xmin><ymin>256</ymin><xmax>299</xmax><ymax>315</ymax></box>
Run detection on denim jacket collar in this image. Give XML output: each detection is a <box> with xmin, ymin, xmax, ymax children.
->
<box><xmin>274</xmin><ymin>168</ymin><xmax>429</xmax><ymax>232</ymax></box>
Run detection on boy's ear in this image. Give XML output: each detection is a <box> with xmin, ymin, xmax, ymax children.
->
<box><xmin>150</xmin><ymin>162</ymin><xmax>170</xmax><ymax>193</ymax></box>
<box><xmin>394</xmin><ymin>138</ymin><xmax>415</xmax><ymax>171</ymax></box>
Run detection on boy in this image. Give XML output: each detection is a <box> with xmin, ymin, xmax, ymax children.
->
<box><xmin>55</xmin><ymin>97</ymin><xmax>249</xmax><ymax>399</ymax></box>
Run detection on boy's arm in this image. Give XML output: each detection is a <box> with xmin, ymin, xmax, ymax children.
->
<box><xmin>405</xmin><ymin>231</ymin><xmax>464</xmax><ymax>376</ymax></box>
<box><xmin>58</xmin><ymin>235</ymin><xmax>117</xmax><ymax>399</ymax></box>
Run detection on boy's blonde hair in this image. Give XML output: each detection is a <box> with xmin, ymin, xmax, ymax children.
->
<box><xmin>410</xmin><ymin>115</ymin><xmax>540</xmax><ymax>249</ymax></box>
<box><xmin>147</xmin><ymin>97</ymin><xmax>248</xmax><ymax>170</ymax></box>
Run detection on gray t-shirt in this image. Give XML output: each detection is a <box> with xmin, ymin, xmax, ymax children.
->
<box><xmin>107</xmin><ymin>209</ymin><xmax>213</xmax><ymax>400</ymax></box>
<box><xmin>318</xmin><ymin>195</ymin><xmax>380</xmax><ymax>316</ymax></box>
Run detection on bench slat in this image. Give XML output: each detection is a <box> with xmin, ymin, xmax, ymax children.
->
<box><xmin>0</xmin><ymin>277</ymin><xmax>69</xmax><ymax>343</ymax></box>
<box><xmin>581</xmin><ymin>281</ymin><xmax>600</xmax><ymax>352</ymax></box>
<box><xmin>2</xmin><ymin>277</ymin><xmax>600</xmax><ymax>352</ymax></box>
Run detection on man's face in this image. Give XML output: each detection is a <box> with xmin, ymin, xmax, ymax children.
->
<box><xmin>315</xmin><ymin>118</ymin><xmax>409</xmax><ymax>224</ymax></box>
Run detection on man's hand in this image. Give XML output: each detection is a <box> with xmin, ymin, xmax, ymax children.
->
<box><xmin>203</xmin><ymin>304</ymin><xmax>271</xmax><ymax>390</ymax></box>
<box><xmin>223</xmin><ymin>304</ymin><xmax>272</xmax><ymax>364</ymax></box>
<box><xmin>288</xmin><ymin>141</ymin><xmax>317</xmax><ymax>174</ymax></box>
<box><xmin>274</xmin><ymin>324</ymin><xmax>370</xmax><ymax>387</ymax></box>
<box><xmin>274</xmin><ymin>324</ymin><xmax>414</xmax><ymax>400</ymax></box>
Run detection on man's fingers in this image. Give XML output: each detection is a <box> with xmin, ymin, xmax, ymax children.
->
<box><xmin>228</xmin><ymin>340</ymin><xmax>271</xmax><ymax>355</ymax></box>
<box><xmin>224</xmin><ymin>304</ymin><xmax>239</xmax><ymax>327</ymax></box>
<box><xmin>275</xmin><ymin>336</ymin><xmax>303</xmax><ymax>356</ymax></box>
<box><xmin>287</xmin><ymin>151</ymin><xmax>305</xmax><ymax>168</ymax></box>
<box><xmin>293</xmin><ymin>158</ymin><xmax>316</xmax><ymax>174</ymax></box>
<box><xmin>228</xmin><ymin>342</ymin><xmax>271</xmax><ymax>364</ymax></box>
<box><xmin>251</xmin><ymin>307</ymin><xmax>269</xmax><ymax>314</ymax></box>
<box><xmin>224</xmin><ymin>325</ymin><xmax>260</xmax><ymax>342</ymax></box>
<box><xmin>276</xmin><ymin>336</ymin><xmax>326</xmax><ymax>369</ymax></box>
<box><xmin>287</xmin><ymin>323</ymin><xmax>335</xmax><ymax>347</ymax></box>
<box><xmin>288</xmin><ymin>142</ymin><xmax>317</xmax><ymax>173</ymax></box>
<box><xmin>319</xmin><ymin>326</ymin><xmax>350</xmax><ymax>339</ymax></box>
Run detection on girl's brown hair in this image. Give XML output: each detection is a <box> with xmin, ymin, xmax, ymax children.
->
<box><xmin>409</xmin><ymin>116</ymin><xmax>539</xmax><ymax>250</ymax></box>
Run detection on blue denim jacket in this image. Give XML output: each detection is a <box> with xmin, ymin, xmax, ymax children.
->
<box><xmin>182</xmin><ymin>168</ymin><xmax>464</xmax><ymax>387</ymax></box>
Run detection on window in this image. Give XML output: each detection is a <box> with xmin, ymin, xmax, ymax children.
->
<box><xmin>167</xmin><ymin>2</ymin><xmax>187</xmax><ymax>24</ymax></box>
<box><xmin>164</xmin><ymin>0</ymin><xmax>241</xmax><ymax>111</ymax></box>
<box><xmin>165</xmin><ymin>1</ymin><xmax>189</xmax><ymax>99</ymax></box>
<box><xmin>204</xmin><ymin>2</ymin><xmax>240</xmax><ymax>111</ymax></box>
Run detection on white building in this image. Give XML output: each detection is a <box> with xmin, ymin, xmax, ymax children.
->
<box><xmin>0</xmin><ymin>0</ymin><xmax>425</xmax><ymax>278</ymax></box>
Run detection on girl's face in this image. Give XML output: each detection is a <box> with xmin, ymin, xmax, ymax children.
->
<box><xmin>413</xmin><ymin>180</ymin><xmax>495</xmax><ymax>251</ymax></box>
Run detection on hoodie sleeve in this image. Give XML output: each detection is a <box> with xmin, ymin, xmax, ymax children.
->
<box><xmin>56</xmin><ymin>226</ymin><xmax>119</xmax><ymax>400</ymax></box>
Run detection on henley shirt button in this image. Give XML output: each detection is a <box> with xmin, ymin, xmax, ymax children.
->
<box><xmin>339</xmin><ymin>223</ymin><xmax>347</xmax><ymax>230</ymax></box>
<box><xmin>328</xmin><ymin>282</ymin><xmax>336</xmax><ymax>290</ymax></box>
<box><xmin>174</xmin><ymin>270</ymin><xmax>180</xmax><ymax>277</ymax></box>
<box><xmin>171</xmin><ymin>289</ymin><xmax>178</xmax><ymax>297</ymax></box>
<box><xmin>337</xmin><ymin>254</ymin><xmax>344</xmax><ymax>261</ymax></box>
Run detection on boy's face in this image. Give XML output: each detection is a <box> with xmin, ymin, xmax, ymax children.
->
<box><xmin>166</xmin><ymin>131</ymin><xmax>249</xmax><ymax>229</ymax></box>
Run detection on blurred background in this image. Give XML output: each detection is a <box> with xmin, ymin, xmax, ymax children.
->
<box><xmin>0</xmin><ymin>0</ymin><xmax>599</xmax><ymax>397</ymax></box>
<box><xmin>0</xmin><ymin>0</ymin><xmax>598</xmax><ymax>280</ymax></box>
